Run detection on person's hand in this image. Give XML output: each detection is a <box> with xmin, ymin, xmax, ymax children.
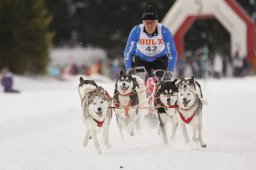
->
<box><xmin>126</xmin><ymin>68</ymin><xmax>135</xmax><ymax>75</ymax></box>
<box><xmin>164</xmin><ymin>71</ymin><xmax>173</xmax><ymax>80</ymax></box>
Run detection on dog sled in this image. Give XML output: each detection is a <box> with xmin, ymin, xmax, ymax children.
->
<box><xmin>133</xmin><ymin>66</ymin><xmax>168</xmax><ymax>127</ymax></box>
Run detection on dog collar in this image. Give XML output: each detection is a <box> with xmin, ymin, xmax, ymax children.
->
<box><xmin>168</xmin><ymin>105</ymin><xmax>179</xmax><ymax>108</ymax></box>
<box><xmin>118</xmin><ymin>91</ymin><xmax>135</xmax><ymax>96</ymax></box>
<box><xmin>157</xmin><ymin>97</ymin><xmax>179</xmax><ymax>109</ymax></box>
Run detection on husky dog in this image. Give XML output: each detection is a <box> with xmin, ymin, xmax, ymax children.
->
<box><xmin>177</xmin><ymin>77</ymin><xmax>207</xmax><ymax>148</ymax></box>
<box><xmin>79</xmin><ymin>77</ymin><xmax>112</xmax><ymax>154</ymax></box>
<box><xmin>113</xmin><ymin>70</ymin><xmax>147</xmax><ymax>138</ymax></box>
<box><xmin>155</xmin><ymin>79</ymin><xmax>179</xmax><ymax>144</ymax></box>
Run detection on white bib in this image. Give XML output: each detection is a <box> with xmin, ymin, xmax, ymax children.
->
<box><xmin>137</xmin><ymin>24</ymin><xmax>165</xmax><ymax>57</ymax></box>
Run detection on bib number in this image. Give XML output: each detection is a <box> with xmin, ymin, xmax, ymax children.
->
<box><xmin>145</xmin><ymin>46</ymin><xmax>157</xmax><ymax>52</ymax></box>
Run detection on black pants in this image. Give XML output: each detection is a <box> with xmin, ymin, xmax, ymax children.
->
<box><xmin>132</xmin><ymin>56</ymin><xmax>168</xmax><ymax>75</ymax></box>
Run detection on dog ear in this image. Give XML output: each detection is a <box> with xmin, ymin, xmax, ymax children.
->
<box><xmin>79</xmin><ymin>77</ymin><xmax>84</xmax><ymax>83</ymax></box>
<box><xmin>97</xmin><ymin>86</ymin><xmax>104</xmax><ymax>93</ymax></box>
<box><xmin>190</xmin><ymin>76</ymin><xmax>195</xmax><ymax>83</ymax></box>
<box><xmin>132</xmin><ymin>78</ymin><xmax>138</xmax><ymax>89</ymax></box>
<box><xmin>177</xmin><ymin>79</ymin><xmax>182</xmax><ymax>87</ymax></box>
<box><xmin>156</xmin><ymin>81</ymin><xmax>163</xmax><ymax>91</ymax></box>
<box><xmin>173</xmin><ymin>79</ymin><xmax>177</xmax><ymax>84</ymax></box>
<box><xmin>119</xmin><ymin>70</ymin><xmax>125</xmax><ymax>75</ymax></box>
<box><xmin>174</xmin><ymin>86</ymin><xmax>179</xmax><ymax>92</ymax></box>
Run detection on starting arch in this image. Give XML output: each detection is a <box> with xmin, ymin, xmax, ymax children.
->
<box><xmin>162</xmin><ymin>0</ymin><xmax>255</xmax><ymax>59</ymax></box>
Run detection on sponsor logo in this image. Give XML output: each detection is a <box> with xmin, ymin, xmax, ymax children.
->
<box><xmin>139</xmin><ymin>39</ymin><xmax>163</xmax><ymax>45</ymax></box>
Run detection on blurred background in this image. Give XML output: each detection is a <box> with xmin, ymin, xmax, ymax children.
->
<box><xmin>0</xmin><ymin>0</ymin><xmax>255</xmax><ymax>80</ymax></box>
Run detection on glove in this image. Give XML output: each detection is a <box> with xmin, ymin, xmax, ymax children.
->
<box><xmin>164</xmin><ymin>71</ymin><xmax>173</xmax><ymax>80</ymax></box>
<box><xmin>126</xmin><ymin>68</ymin><xmax>135</xmax><ymax>75</ymax></box>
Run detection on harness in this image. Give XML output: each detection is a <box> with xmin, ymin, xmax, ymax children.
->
<box><xmin>114</xmin><ymin>91</ymin><xmax>137</xmax><ymax>118</ymax></box>
<box><xmin>177</xmin><ymin>89</ymin><xmax>199</xmax><ymax>124</ymax></box>
<box><xmin>178</xmin><ymin>110</ymin><xmax>196</xmax><ymax>124</ymax></box>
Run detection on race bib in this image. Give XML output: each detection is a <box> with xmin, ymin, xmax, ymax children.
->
<box><xmin>137</xmin><ymin>24</ymin><xmax>165</xmax><ymax>57</ymax></box>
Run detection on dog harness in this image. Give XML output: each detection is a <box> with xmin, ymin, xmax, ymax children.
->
<box><xmin>93</xmin><ymin>118</ymin><xmax>104</xmax><ymax>127</ymax></box>
<box><xmin>115</xmin><ymin>101</ymin><xmax>132</xmax><ymax>118</ymax></box>
<box><xmin>178</xmin><ymin>110</ymin><xmax>196</xmax><ymax>124</ymax></box>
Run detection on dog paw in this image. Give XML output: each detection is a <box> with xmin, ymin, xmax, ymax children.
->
<box><xmin>192</xmin><ymin>137</ymin><xmax>198</xmax><ymax>143</ymax></box>
<box><xmin>170</xmin><ymin>135</ymin><xmax>176</xmax><ymax>140</ymax></box>
<box><xmin>83</xmin><ymin>142</ymin><xmax>88</xmax><ymax>147</ymax></box>
<box><xmin>184</xmin><ymin>138</ymin><xmax>190</xmax><ymax>144</ymax></box>
<box><xmin>130</xmin><ymin>131</ymin><xmax>134</xmax><ymax>136</ymax></box>
<box><xmin>83</xmin><ymin>140</ymin><xmax>89</xmax><ymax>147</ymax></box>
<box><xmin>126</xmin><ymin>125</ymin><xmax>134</xmax><ymax>135</ymax></box>
<box><xmin>201</xmin><ymin>144</ymin><xmax>207</xmax><ymax>148</ymax></box>
<box><xmin>97</xmin><ymin>148</ymin><xmax>102</xmax><ymax>154</ymax></box>
<box><xmin>163</xmin><ymin>139</ymin><xmax>168</xmax><ymax>145</ymax></box>
<box><xmin>105</xmin><ymin>143</ymin><xmax>111</xmax><ymax>149</ymax></box>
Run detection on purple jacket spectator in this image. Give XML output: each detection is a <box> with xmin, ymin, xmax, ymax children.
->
<box><xmin>1</xmin><ymin>75</ymin><xmax>13</xmax><ymax>92</ymax></box>
<box><xmin>1</xmin><ymin>70</ymin><xmax>20</xmax><ymax>93</ymax></box>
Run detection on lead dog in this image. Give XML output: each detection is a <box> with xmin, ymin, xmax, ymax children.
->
<box><xmin>177</xmin><ymin>77</ymin><xmax>207</xmax><ymax>148</ymax></box>
<box><xmin>155</xmin><ymin>78</ymin><xmax>179</xmax><ymax>144</ymax></box>
<box><xmin>79</xmin><ymin>77</ymin><xmax>112</xmax><ymax>154</ymax></box>
<box><xmin>113</xmin><ymin>70</ymin><xmax>147</xmax><ymax>138</ymax></box>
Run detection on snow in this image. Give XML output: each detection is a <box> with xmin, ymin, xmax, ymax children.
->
<box><xmin>1</xmin><ymin>75</ymin><xmax>256</xmax><ymax>170</ymax></box>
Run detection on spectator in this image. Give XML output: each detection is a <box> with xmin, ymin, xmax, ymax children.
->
<box><xmin>232</xmin><ymin>51</ymin><xmax>243</xmax><ymax>77</ymax></box>
<box><xmin>213</xmin><ymin>53</ymin><xmax>223</xmax><ymax>78</ymax></box>
<box><xmin>112</xmin><ymin>59</ymin><xmax>121</xmax><ymax>80</ymax></box>
<box><xmin>183</xmin><ymin>59</ymin><xmax>193</xmax><ymax>78</ymax></box>
<box><xmin>1</xmin><ymin>68</ymin><xmax>20</xmax><ymax>93</ymax></box>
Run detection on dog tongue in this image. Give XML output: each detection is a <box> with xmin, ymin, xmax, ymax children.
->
<box><xmin>183</xmin><ymin>100</ymin><xmax>191</xmax><ymax>107</ymax></box>
<box><xmin>97</xmin><ymin>112</ymin><xmax>103</xmax><ymax>117</ymax></box>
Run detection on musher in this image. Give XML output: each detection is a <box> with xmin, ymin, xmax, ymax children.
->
<box><xmin>124</xmin><ymin>5</ymin><xmax>178</xmax><ymax>80</ymax></box>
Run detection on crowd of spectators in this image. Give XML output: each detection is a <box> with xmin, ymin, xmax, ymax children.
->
<box><xmin>175</xmin><ymin>49</ymin><xmax>251</xmax><ymax>79</ymax></box>
<box><xmin>48</xmin><ymin>57</ymin><xmax>123</xmax><ymax>80</ymax></box>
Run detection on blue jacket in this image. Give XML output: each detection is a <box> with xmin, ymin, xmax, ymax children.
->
<box><xmin>124</xmin><ymin>24</ymin><xmax>177</xmax><ymax>71</ymax></box>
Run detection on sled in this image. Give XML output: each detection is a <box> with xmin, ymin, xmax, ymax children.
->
<box><xmin>134</xmin><ymin>67</ymin><xmax>165</xmax><ymax>128</ymax></box>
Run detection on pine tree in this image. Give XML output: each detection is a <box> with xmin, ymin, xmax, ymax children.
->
<box><xmin>0</xmin><ymin>0</ymin><xmax>53</xmax><ymax>74</ymax></box>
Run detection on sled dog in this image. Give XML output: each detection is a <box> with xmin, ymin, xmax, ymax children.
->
<box><xmin>113</xmin><ymin>70</ymin><xmax>147</xmax><ymax>138</ymax></box>
<box><xmin>155</xmin><ymin>78</ymin><xmax>179</xmax><ymax>144</ymax></box>
<box><xmin>177</xmin><ymin>77</ymin><xmax>207</xmax><ymax>148</ymax></box>
<box><xmin>79</xmin><ymin>77</ymin><xmax>112</xmax><ymax>154</ymax></box>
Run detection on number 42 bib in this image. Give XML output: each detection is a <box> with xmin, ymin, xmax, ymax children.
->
<box><xmin>137</xmin><ymin>24</ymin><xmax>165</xmax><ymax>57</ymax></box>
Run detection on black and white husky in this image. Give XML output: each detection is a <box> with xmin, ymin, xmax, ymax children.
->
<box><xmin>155</xmin><ymin>79</ymin><xmax>179</xmax><ymax>144</ymax></box>
<box><xmin>177</xmin><ymin>77</ymin><xmax>207</xmax><ymax>148</ymax></box>
<box><xmin>113</xmin><ymin>70</ymin><xmax>147</xmax><ymax>138</ymax></box>
<box><xmin>78</xmin><ymin>77</ymin><xmax>112</xmax><ymax>154</ymax></box>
